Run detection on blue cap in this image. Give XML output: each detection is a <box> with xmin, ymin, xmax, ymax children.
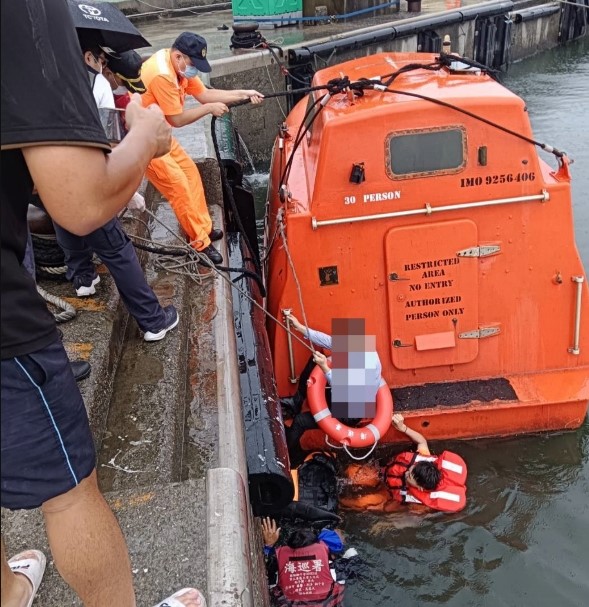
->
<box><xmin>172</xmin><ymin>32</ymin><xmax>211</xmax><ymax>73</ymax></box>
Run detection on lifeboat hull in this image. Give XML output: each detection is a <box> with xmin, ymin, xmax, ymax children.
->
<box><xmin>264</xmin><ymin>52</ymin><xmax>589</xmax><ymax>446</ymax></box>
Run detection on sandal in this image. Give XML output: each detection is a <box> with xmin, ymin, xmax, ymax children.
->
<box><xmin>7</xmin><ymin>549</ymin><xmax>46</xmax><ymax>607</ymax></box>
<box><xmin>153</xmin><ymin>587</ymin><xmax>207</xmax><ymax>607</ymax></box>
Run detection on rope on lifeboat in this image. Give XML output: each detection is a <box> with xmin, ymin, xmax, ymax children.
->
<box><xmin>233</xmin><ymin>47</ymin><xmax>569</xmax><ymax>162</ymax></box>
<box><xmin>276</xmin><ymin>213</ymin><xmax>316</xmax><ymax>357</ymax></box>
<box><xmin>276</xmin><ymin>213</ymin><xmax>384</xmax><ymax>461</ymax></box>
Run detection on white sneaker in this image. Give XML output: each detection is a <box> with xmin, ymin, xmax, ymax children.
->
<box><xmin>75</xmin><ymin>275</ymin><xmax>100</xmax><ymax>297</ymax></box>
<box><xmin>144</xmin><ymin>305</ymin><xmax>179</xmax><ymax>342</ymax></box>
<box><xmin>127</xmin><ymin>191</ymin><xmax>146</xmax><ymax>212</ymax></box>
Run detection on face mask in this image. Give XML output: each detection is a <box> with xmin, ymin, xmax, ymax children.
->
<box><xmin>114</xmin><ymin>85</ymin><xmax>128</xmax><ymax>95</ymax></box>
<box><xmin>184</xmin><ymin>65</ymin><xmax>199</xmax><ymax>79</ymax></box>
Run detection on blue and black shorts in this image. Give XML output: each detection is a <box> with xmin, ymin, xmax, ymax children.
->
<box><xmin>1</xmin><ymin>338</ymin><xmax>96</xmax><ymax>510</ymax></box>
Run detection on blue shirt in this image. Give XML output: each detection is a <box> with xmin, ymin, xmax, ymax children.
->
<box><xmin>303</xmin><ymin>328</ymin><xmax>385</xmax><ymax>400</ymax></box>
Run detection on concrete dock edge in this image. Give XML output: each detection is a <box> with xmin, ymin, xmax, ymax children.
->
<box><xmin>207</xmin><ymin>224</ymin><xmax>256</xmax><ymax>606</ymax></box>
<box><xmin>207</xmin><ymin>468</ymin><xmax>252</xmax><ymax>606</ymax></box>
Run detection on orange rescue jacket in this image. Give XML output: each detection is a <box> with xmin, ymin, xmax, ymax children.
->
<box><xmin>385</xmin><ymin>450</ymin><xmax>467</xmax><ymax>512</ymax></box>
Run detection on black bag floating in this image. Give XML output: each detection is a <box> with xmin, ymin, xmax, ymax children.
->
<box><xmin>298</xmin><ymin>452</ymin><xmax>339</xmax><ymax>515</ymax></box>
<box><xmin>281</xmin><ymin>452</ymin><xmax>341</xmax><ymax>524</ymax></box>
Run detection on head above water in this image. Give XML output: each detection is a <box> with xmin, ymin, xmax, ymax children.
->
<box><xmin>171</xmin><ymin>32</ymin><xmax>211</xmax><ymax>78</ymax></box>
<box><xmin>286</xmin><ymin>528</ymin><xmax>317</xmax><ymax>550</ymax></box>
<box><xmin>406</xmin><ymin>461</ymin><xmax>442</xmax><ymax>491</ymax></box>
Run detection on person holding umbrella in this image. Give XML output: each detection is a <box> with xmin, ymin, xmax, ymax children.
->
<box><xmin>140</xmin><ymin>32</ymin><xmax>264</xmax><ymax>265</ymax></box>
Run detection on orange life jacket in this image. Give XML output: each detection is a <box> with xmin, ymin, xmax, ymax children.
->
<box><xmin>385</xmin><ymin>450</ymin><xmax>467</xmax><ymax>512</ymax></box>
<box><xmin>276</xmin><ymin>542</ymin><xmax>334</xmax><ymax>602</ymax></box>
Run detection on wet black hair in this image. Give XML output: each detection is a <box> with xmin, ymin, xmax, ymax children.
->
<box><xmin>287</xmin><ymin>528</ymin><xmax>317</xmax><ymax>549</ymax></box>
<box><xmin>412</xmin><ymin>461</ymin><xmax>442</xmax><ymax>491</ymax></box>
<box><xmin>82</xmin><ymin>46</ymin><xmax>104</xmax><ymax>60</ymax></box>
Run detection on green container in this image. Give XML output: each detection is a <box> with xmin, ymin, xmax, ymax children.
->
<box><xmin>233</xmin><ymin>0</ymin><xmax>302</xmax><ymax>19</ymax></box>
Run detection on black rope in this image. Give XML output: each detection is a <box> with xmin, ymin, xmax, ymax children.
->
<box><xmin>263</xmin><ymin>42</ymin><xmax>311</xmax><ymax>87</ymax></box>
<box><xmin>381</xmin><ymin>61</ymin><xmax>446</xmax><ymax>87</ymax></box>
<box><xmin>232</xmin><ymin>57</ymin><xmax>566</xmax><ymax>160</ymax></box>
<box><xmin>278</xmin><ymin>92</ymin><xmax>327</xmax><ymax>189</ymax></box>
<box><xmin>130</xmin><ymin>236</ymin><xmax>266</xmax><ymax>295</ymax></box>
<box><xmin>438</xmin><ymin>52</ymin><xmax>502</xmax><ymax>79</ymax></box>
<box><xmin>132</xmin><ymin>241</ymin><xmax>186</xmax><ymax>256</ymax></box>
<box><xmin>230</xmin><ymin>267</ymin><xmax>267</xmax><ymax>297</ymax></box>
<box><xmin>380</xmin><ymin>85</ymin><xmax>566</xmax><ymax>157</ymax></box>
<box><xmin>210</xmin><ymin>114</ymin><xmax>263</xmax><ymax>277</ymax></box>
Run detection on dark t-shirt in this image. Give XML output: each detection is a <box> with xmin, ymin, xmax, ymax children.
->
<box><xmin>1</xmin><ymin>0</ymin><xmax>110</xmax><ymax>358</ymax></box>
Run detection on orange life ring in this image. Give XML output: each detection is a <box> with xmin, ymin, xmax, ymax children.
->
<box><xmin>306</xmin><ymin>365</ymin><xmax>393</xmax><ymax>448</ymax></box>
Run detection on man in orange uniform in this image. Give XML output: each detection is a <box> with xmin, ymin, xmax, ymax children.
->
<box><xmin>141</xmin><ymin>32</ymin><xmax>263</xmax><ymax>264</ymax></box>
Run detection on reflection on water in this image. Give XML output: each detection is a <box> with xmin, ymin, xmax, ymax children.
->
<box><xmin>341</xmin><ymin>39</ymin><xmax>589</xmax><ymax>607</ymax></box>
<box><xmin>343</xmin><ymin>426</ymin><xmax>589</xmax><ymax>606</ymax></box>
<box><xmin>249</xmin><ymin>37</ymin><xmax>589</xmax><ymax>607</ymax></box>
<box><xmin>503</xmin><ymin>37</ymin><xmax>589</xmax><ymax>265</ymax></box>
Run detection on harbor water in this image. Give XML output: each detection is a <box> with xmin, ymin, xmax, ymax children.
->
<box><xmin>247</xmin><ymin>38</ymin><xmax>589</xmax><ymax>607</ymax></box>
<box><xmin>136</xmin><ymin>11</ymin><xmax>588</xmax><ymax>602</ymax></box>
<box><xmin>339</xmin><ymin>39</ymin><xmax>589</xmax><ymax>607</ymax></box>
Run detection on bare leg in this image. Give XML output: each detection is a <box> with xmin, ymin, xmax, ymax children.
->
<box><xmin>1</xmin><ymin>539</ymin><xmax>33</xmax><ymax>607</ymax></box>
<box><xmin>42</xmin><ymin>470</ymin><xmax>136</xmax><ymax>607</ymax></box>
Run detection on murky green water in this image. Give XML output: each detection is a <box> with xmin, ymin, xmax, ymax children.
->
<box><xmin>341</xmin><ymin>40</ymin><xmax>589</xmax><ymax>607</ymax></box>
<box><xmin>249</xmin><ymin>38</ymin><xmax>589</xmax><ymax>607</ymax></box>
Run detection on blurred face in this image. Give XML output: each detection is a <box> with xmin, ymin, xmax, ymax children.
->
<box><xmin>172</xmin><ymin>50</ymin><xmax>189</xmax><ymax>75</ymax></box>
<box><xmin>102</xmin><ymin>66</ymin><xmax>122</xmax><ymax>92</ymax></box>
<box><xmin>405</xmin><ymin>465</ymin><xmax>421</xmax><ymax>489</ymax></box>
<box><xmin>84</xmin><ymin>50</ymin><xmax>106</xmax><ymax>73</ymax></box>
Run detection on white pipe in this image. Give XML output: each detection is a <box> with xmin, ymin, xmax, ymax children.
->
<box><xmin>311</xmin><ymin>191</ymin><xmax>549</xmax><ymax>229</ymax></box>
<box><xmin>282</xmin><ymin>309</ymin><xmax>299</xmax><ymax>383</ymax></box>
<box><xmin>569</xmin><ymin>276</ymin><xmax>584</xmax><ymax>355</ymax></box>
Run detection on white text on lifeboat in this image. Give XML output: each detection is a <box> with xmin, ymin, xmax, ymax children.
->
<box><xmin>363</xmin><ymin>191</ymin><xmax>401</xmax><ymax>203</ymax></box>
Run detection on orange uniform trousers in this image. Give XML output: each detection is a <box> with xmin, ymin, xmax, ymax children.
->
<box><xmin>145</xmin><ymin>137</ymin><xmax>212</xmax><ymax>250</ymax></box>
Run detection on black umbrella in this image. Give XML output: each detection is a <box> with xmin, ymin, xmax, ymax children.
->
<box><xmin>67</xmin><ymin>0</ymin><xmax>151</xmax><ymax>53</ymax></box>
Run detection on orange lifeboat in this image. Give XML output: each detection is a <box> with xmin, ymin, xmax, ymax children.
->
<box><xmin>265</xmin><ymin>52</ymin><xmax>589</xmax><ymax>450</ymax></box>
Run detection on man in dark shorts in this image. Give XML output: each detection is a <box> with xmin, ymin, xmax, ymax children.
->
<box><xmin>0</xmin><ymin>1</ymin><xmax>177</xmax><ymax>605</ymax></box>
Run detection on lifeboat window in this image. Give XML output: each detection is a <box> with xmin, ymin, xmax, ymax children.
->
<box><xmin>386</xmin><ymin>127</ymin><xmax>466</xmax><ymax>179</ymax></box>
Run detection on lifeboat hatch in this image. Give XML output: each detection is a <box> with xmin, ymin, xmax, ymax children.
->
<box><xmin>386</xmin><ymin>219</ymin><xmax>479</xmax><ymax>370</ymax></box>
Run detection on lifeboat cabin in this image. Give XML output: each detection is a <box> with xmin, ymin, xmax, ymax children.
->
<box><xmin>264</xmin><ymin>52</ymin><xmax>589</xmax><ymax>449</ymax></box>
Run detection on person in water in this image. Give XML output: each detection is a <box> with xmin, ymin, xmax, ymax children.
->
<box><xmin>281</xmin><ymin>313</ymin><xmax>386</xmax><ymax>467</ymax></box>
<box><xmin>261</xmin><ymin>517</ymin><xmax>357</xmax><ymax>607</ymax></box>
<box><xmin>340</xmin><ymin>413</ymin><xmax>467</xmax><ymax>513</ymax></box>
